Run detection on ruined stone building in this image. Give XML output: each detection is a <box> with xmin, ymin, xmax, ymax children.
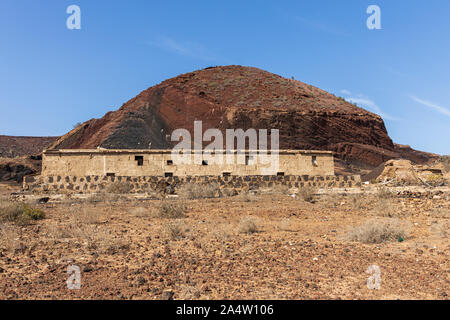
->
<box><xmin>40</xmin><ymin>149</ymin><xmax>335</xmax><ymax>177</ymax></box>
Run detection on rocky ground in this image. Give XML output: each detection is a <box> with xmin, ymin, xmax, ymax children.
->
<box><xmin>0</xmin><ymin>183</ymin><xmax>448</xmax><ymax>300</ymax></box>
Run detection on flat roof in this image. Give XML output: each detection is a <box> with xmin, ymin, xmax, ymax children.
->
<box><xmin>44</xmin><ymin>149</ymin><xmax>333</xmax><ymax>155</ymax></box>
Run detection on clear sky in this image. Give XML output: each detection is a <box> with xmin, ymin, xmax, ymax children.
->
<box><xmin>1</xmin><ymin>0</ymin><xmax>449</xmax><ymax>154</ymax></box>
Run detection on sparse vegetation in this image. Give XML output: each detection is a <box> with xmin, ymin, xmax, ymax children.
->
<box><xmin>372</xmin><ymin>198</ymin><xmax>398</xmax><ymax>217</ymax></box>
<box><xmin>165</xmin><ymin>221</ymin><xmax>186</xmax><ymax>240</ymax></box>
<box><xmin>0</xmin><ymin>224</ymin><xmax>20</xmax><ymax>252</ymax></box>
<box><xmin>376</xmin><ymin>187</ymin><xmax>394</xmax><ymax>200</ymax></box>
<box><xmin>238</xmin><ymin>216</ymin><xmax>259</xmax><ymax>234</ymax></box>
<box><xmin>0</xmin><ymin>201</ymin><xmax>45</xmax><ymax>225</ymax></box>
<box><xmin>157</xmin><ymin>201</ymin><xmax>187</xmax><ymax>219</ymax></box>
<box><xmin>348</xmin><ymin>194</ymin><xmax>365</xmax><ymax>210</ymax></box>
<box><xmin>297</xmin><ymin>186</ymin><xmax>317</xmax><ymax>202</ymax></box>
<box><xmin>72</xmin><ymin>208</ymin><xmax>105</xmax><ymax>225</ymax></box>
<box><xmin>178</xmin><ymin>182</ymin><xmax>220</xmax><ymax>199</ymax></box>
<box><xmin>345</xmin><ymin>219</ymin><xmax>409</xmax><ymax>244</ymax></box>
<box><xmin>73</xmin><ymin>122</ymin><xmax>83</xmax><ymax>129</ymax></box>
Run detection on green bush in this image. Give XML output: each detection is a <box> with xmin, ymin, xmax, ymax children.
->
<box><xmin>0</xmin><ymin>202</ymin><xmax>45</xmax><ymax>225</ymax></box>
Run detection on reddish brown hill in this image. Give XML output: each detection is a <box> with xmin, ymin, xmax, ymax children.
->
<box><xmin>48</xmin><ymin>65</ymin><xmax>438</xmax><ymax>174</ymax></box>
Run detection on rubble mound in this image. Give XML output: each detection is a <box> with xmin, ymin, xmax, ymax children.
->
<box><xmin>374</xmin><ymin>159</ymin><xmax>446</xmax><ymax>186</ymax></box>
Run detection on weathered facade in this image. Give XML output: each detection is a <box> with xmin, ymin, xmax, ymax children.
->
<box><xmin>22</xmin><ymin>149</ymin><xmax>364</xmax><ymax>194</ymax></box>
<box><xmin>41</xmin><ymin>149</ymin><xmax>335</xmax><ymax>177</ymax></box>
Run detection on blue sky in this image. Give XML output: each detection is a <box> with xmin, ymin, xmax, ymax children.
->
<box><xmin>0</xmin><ymin>0</ymin><xmax>449</xmax><ymax>154</ymax></box>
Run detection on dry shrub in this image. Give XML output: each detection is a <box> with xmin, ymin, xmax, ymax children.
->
<box><xmin>211</xmin><ymin>223</ymin><xmax>234</xmax><ymax>241</ymax></box>
<box><xmin>46</xmin><ymin>221</ymin><xmax>129</xmax><ymax>254</ymax></box>
<box><xmin>297</xmin><ymin>186</ymin><xmax>317</xmax><ymax>202</ymax></box>
<box><xmin>376</xmin><ymin>187</ymin><xmax>394</xmax><ymax>200</ymax></box>
<box><xmin>319</xmin><ymin>193</ymin><xmax>342</xmax><ymax>208</ymax></box>
<box><xmin>237</xmin><ymin>191</ymin><xmax>257</xmax><ymax>202</ymax></box>
<box><xmin>0</xmin><ymin>201</ymin><xmax>45</xmax><ymax>226</ymax></box>
<box><xmin>158</xmin><ymin>201</ymin><xmax>186</xmax><ymax>219</ymax></box>
<box><xmin>222</xmin><ymin>188</ymin><xmax>238</xmax><ymax>198</ymax></box>
<box><xmin>348</xmin><ymin>194</ymin><xmax>365</xmax><ymax>210</ymax></box>
<box><xmin>238</xmin><ymin>216</ymin><xmax>259</xmax><ymax>234</ymax></box>
<box><xmin>165</xmin><ymin>221</ymin><xmax>186</xmax><ymax>240</ymax></box>
<box><xmin>178</xmin><ymin>182</ymin><xmax>219</xmax><ymax>199</ymax></box>
<box><xmin>345</xmin><ymin>219</ymin><xmax>409</xmax><ymax>244</ymax></box>
<box><xmin>0</xmin><ymin>224</ymin><xmax>20</xmax><ymax>252</ymax></box>
<box><xmin>106</xmin><ymin>181</ymin><xmax>133</xmax><ymax>194</ymax></box>
<box><xmin>372</xmin><ymin>199</ymin><xmax>398</xmax><ymax>217</ymax></box>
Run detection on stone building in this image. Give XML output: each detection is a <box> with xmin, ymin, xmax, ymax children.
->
<box><xmin>40</xmin><ymin>149</ymin><xmax>335</xmax><ymax>177</ymax></box>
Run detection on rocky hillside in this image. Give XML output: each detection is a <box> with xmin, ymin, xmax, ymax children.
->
<box><xmin>47</xmin><ymin>65</ymin><xmax>438</xmax><ymax>174</ymax></box>
<box><xmin>0</xmin><ymin>135</ymin><xmax>57</xmax><ymax>158</ymax></box>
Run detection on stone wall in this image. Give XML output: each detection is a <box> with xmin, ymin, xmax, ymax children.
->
<box><xmin>23</xmin><ymin>174</ymin><xmax>361</xmax><ymax>195</ymax></box>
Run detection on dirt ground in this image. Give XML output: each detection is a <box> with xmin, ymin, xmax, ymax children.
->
<box><xmin>0</xmin><ymin>183</ymin><xmax>448</xmax><ymax>300</ymax></box>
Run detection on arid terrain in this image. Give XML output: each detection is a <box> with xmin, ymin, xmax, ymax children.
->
<box><xmin>0</xmin><ymin>182</ymin><xmax>448</xmax><ymax>300</ymax></box>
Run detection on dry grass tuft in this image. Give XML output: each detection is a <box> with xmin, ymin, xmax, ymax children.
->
<box><xmin>0</xmin><ymin>224</ymin><xmax>21</xmax><ymax>252</ymax></box>
<box><xmin>178</xmin><ymin>182</ymin><xmax>220</xmax><ymax>199</ymax></box>
<box><xmin>376</xmin><ymin>187</ymin><xmax>394</xmax><ymax>200</ymax></box>
<box><xmin>238</xmin><ymin>216</ymin><xmax>259</xmax><ymax>234</ymax></box>
<box><xmin>318</xmin><ymin>193</ymin><xmax>342</xmax><ymax>208</ymax></box>
<box><xmin>158</xmin><ymin>201</ymin><xmax>187</xmax><ymax>219</ymax></box>
<box><xmin>165</xmin><ymin>221</ymin><xmax>186</xmax><ymax>240</ymax></box>
<box><xmin>372</xmin><ymin>199</ymin><xmax>398</xmax><ymax>217</ymax></box>
<box><xmin>345</xmin><ymin>219</ymin><xmax>409</xmax><ymax>244</ymax></box>
<box><xmin>297</xmin><ymin>186</ymin><xmax>317</xmax><ymax>202</ymax></box>
<box><xmin>348</xmin><ymin>194</ymin><xmax>365</xmax><ymax>210</ymax></box>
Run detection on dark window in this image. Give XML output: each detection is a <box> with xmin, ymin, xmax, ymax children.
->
<box><xmin>106</xmin><ymin>173</ymin><xmax>115</xmax><ymax>177</ymax></box>
<box><xmin>202</xmin><ymin>160</ymin><xmax>208</xmax><ymax>166</ymax></box>
<box><xmin>222</xmin><ymin>172</ymin><xmax>231</xmax><ymax>177</ymax></box>
<box><xmin>277</xmin><ymin>172</ymin><xmax>285</xmax><ymax>177</ymax></box>
<box><xmin>167</xmin><ymin>160</ymin><xmax>173</xmax><ymax>166</ymax></box>
<box><xmin>165</xmin><ymin>172</ymin><xmax>173</xmax><ymax>178</ymax></box>
<box><xmin>312</xmin><ymin>156</ymin><xmax>318</xmax><ymax>167</ymax></box>
<box><xmin>135</xmin><ymin>156</ymin><xmax>144</xmax><ymax>166</ymax></box>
